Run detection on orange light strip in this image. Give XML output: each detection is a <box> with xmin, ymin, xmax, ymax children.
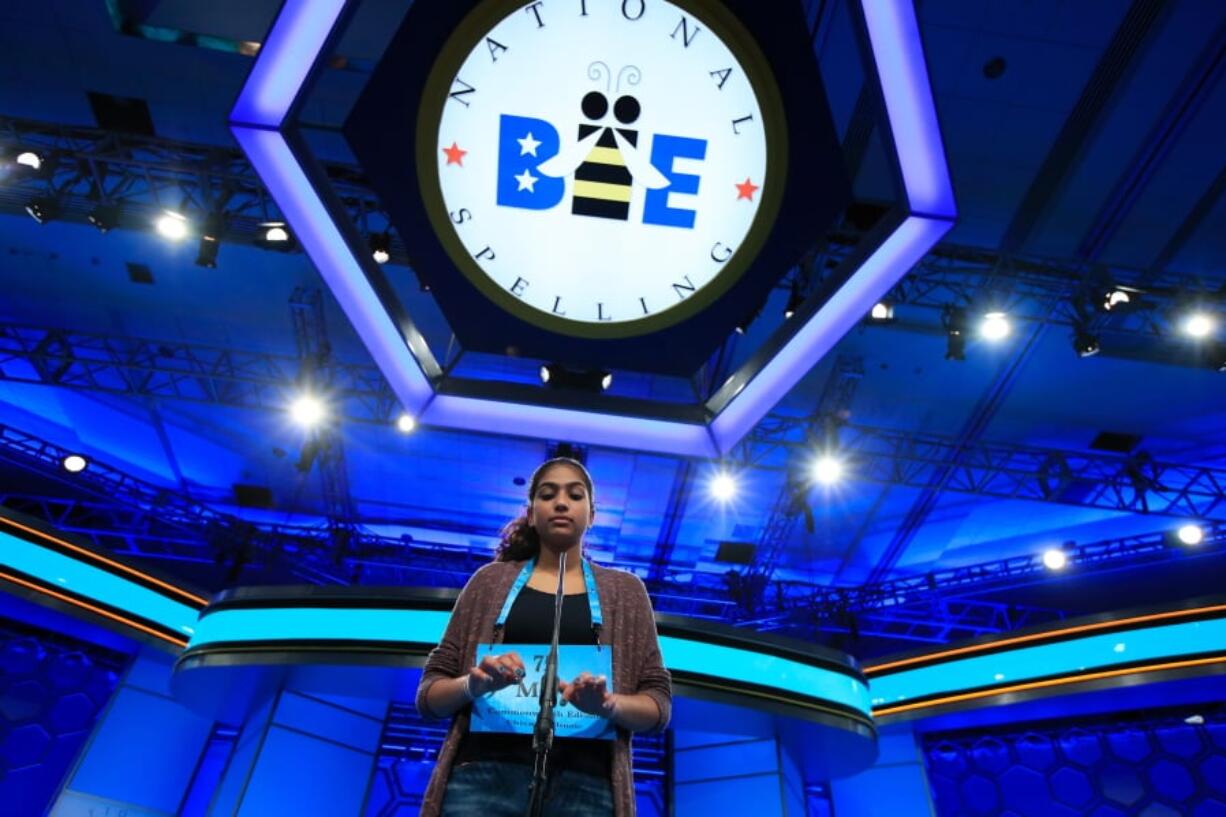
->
<box><xmin>0</xmin><ymin>515</ymin><xmax>208</xmax><ymax>607</ymax></box>
<box><xmin>865</xmin><ymin>602</ymin><xmax>1226</xmax><ymax>675</ymax></box>
<box><xmin>871</xmin><ymin>654</ymin><xmax>1226</xmax><ymax>718</ymax></box>
<box><xmin>0</xmin><ymin>569</ymin><xmax>189</xmax><ymax>649</ymax></box>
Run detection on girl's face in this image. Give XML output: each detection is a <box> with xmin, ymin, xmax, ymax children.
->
<box><xmin>527</xmin><ymin>463</ymin><xmax>594</xmax><ymax>550</ymax></box>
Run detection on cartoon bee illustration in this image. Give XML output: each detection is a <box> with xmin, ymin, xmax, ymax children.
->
<box><xmin>539</xmin><ymin>62</ymin><xmax>669</xmax><ymax>221</ymax></box>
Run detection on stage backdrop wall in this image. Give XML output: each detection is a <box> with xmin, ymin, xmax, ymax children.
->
<box><xmin>922</xmin><ymin>707</ymin><xmax>1226</xmax><ymax>817</ymax></box>
<box><xmin>0</xmin><ymin>619</ymin><xmax>128</xmax><ymax>816</ymax></box>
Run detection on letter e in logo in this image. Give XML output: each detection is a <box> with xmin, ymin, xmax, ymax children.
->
<box><xmin>642</xmin><ymin>134</ymin><xmax>707</xmax><ymax>229</ymax></box>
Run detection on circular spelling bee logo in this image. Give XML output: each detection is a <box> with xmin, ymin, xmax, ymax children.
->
<box><xmin>419</xmin><ymin>0</ymin><xmax>785</xmax><ymax>338</ymax></box>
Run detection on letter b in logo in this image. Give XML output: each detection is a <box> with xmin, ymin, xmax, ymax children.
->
<box><xmin>497</xmin><ymin>115</ymin><xmax>564</xmax><ymax>210</ymax></box>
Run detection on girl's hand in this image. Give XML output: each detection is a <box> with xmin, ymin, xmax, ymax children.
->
<box><xmin>467</xmin><ymin>651</ymin><xmax>525</xmax><ymax>696</ymax></box>
<box><xmin>559</xmin><ymin>671</ymin><xmax>620</xmax><ymax>719</ymax></box>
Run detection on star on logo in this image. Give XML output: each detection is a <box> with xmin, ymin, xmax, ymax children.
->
<box><xmin>514</xmin><ymin>169</ymin><xmax>539</xmax><ymax>193</ymax></box>
<box><xmin>735</xmin><ymin>177</ymin><xmax>759</xmax><ymax>201</ymax></box>
<box><xmin>517</xmin><ymin>132</ymin><xmax>542</xmax><ymax>157</ymax></box>
<box><xmin>442</xmin><ymin>142</ymin><xmax>467</xmax><ymax>166</ymax></box>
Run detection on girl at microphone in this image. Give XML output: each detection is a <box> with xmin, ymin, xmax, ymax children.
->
<box><xmin>416</xmin><ymin>457</ymin><xmax>672</xmax><ymax>817</ymax></box>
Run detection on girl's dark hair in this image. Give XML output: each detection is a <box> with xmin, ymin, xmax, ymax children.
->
<box><xmin>496</xmin><ymin>457</ymin><xmax>595</xmax><ymax>562</ymax></box>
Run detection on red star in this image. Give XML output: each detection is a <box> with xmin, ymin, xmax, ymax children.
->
<box><xmin>735</xmin><ymin>177</ymin><xmax>759</xmax><ymax>201</ymax></box>
<box><xmin>442</xmin><ymin>141</ymin><xmax>467</xmax><ymax>166</ymax></box>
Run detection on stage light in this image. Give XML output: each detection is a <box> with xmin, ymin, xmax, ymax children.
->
<box><xmin>1182</xmin><ymin>311</ymin><xmax>1216</xmax><ymax>339</ymax></box>
<box><xmin>195</xmin><ymin>212</ymin><xmax>223</xmax><ymax>268</ymax></box>
<box><xmin>25</xmin><ymin>197</ymin><xmax>59</xmax><ymax>224</ymax></box>
<box><xmin>710</xmin><ymin>471</ymin><xmax>738</xmax><ymax>502</ymax></box>
<box><xmin>256</xmin><ymin>221</ymin><xmax>296</xmax><ymax>252</ymax></box>
<box><xmin>869</xmin><ymin>302</ymin><xmax>894</xmax><ymax>321</ymax></box>
<box><xmin>88</xmin><ymin>203</ymin><xmax>119</xmax><ymax>233</ymax></box>
<box><xmin>734</xmin><ymin>307</ymin><xmax>761</xmax><ymax>335</ymax></box>
<box><xmin>1176</xmin><ymin>524</ymin><xmax>1204</xmax><ymax>546</ymax></box>
<box><xmin>1103</xmin><ymin>289</ymin><xmax>1131</xmax><ymax>311</ymax></box>
<box><xmin>811</xmin><ymin>455</ymin><xmax>844</xmax><ymax>486</ymax></box>
<box><xmin>540</xmin><ymin>363</ymin><xmax>611</xmax><ymax>392</ymax></box>
<box><xmin>1041</xmin><ymin>548</ymin><xmax>1068</xmax><ymax>571</ymax></box>
<box><xmin>262</xmin><ymin>222</ymin><xmax>290</xmax><ymax>242</ymax></box>
<box><xmin>15</xmin><ymin>151</ymin><xmax>43</xmax><ymax>170</ymax></box>
<box><xmin>156</xmin><ymin>210</ymin><xmax>189</xmax><ymax>241</ymax></box>
<box><xmin>1072</xmin><ymin>329</ymin><xmax>1101</xmax><ymax>358</ymax></box>
<box><xmin>201</xmin><ymin>212</ymin><xmax>223</xmax><ymax>242</ymax></box>
<box><xmin>784</xmin><ymin>284</ymin><xmax>803</xmax><ymax>320</ymax></box>
<box><xmin>980</xmin><ymin>311</ymin><xmax>1011</xmax><ymax>341</ymax></box>
<box><xmin>195</xmin><ymin>237</ymin><xmax>219</xmax><ymax>268</ymax></box>
<box><xmin>395</xmin><ymin>413</ymin><xmax>417</xmax><ymax>433</ymax></box>
<box><xmin>369</xmin><ymin>232</ymin><xmax>391</xmax><ymax>265</ymax></box>
<box><xmin>61</xmin><ymin>454</ymin><xmax>88</xmax><ymax>473</ymax></box>
<box><xmin>942</xmin><ymin>305</ymin><xmax>967</xmax><ymax>360</ymax></box>
<box><xmin>289</xmin><ymin>395</ymin><xmax>326</xmax><ymax>428</ymax></box>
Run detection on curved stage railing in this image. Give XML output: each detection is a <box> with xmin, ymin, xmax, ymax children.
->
<box><xmin>864</xmin><ymin>598</ymin><xmax>1226</xmax><ymax>720</ymax></box>
<box><xmin>3</xmin><ymin>507</ymin><xmax>1225</xmax><ymax>745</ymax></box>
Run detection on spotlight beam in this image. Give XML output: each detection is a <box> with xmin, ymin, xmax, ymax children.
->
<box><xmin>710</xmin><ymin>471</ymin><xmax>738</xmax><ymax>502</ymax></box>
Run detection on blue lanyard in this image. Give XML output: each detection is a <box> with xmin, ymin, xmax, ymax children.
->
<box><xmin>494</xmin><ymin>557</ymin><xmax>604</xmax><ymax>642</ymax></box>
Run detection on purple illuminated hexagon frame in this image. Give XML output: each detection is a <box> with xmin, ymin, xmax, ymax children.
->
<box><xmin>230</xmin><ymin>0</ymin><xmax>955</xmax><ymax>458</ymax></box>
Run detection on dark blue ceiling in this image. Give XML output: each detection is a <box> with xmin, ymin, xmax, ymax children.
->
<box><xmin>0</xmin><ymin>0</ymin><xmax>1223</xmax><ymax>658</ymax></box>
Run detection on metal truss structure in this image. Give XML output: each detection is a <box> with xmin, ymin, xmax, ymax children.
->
<box><xmin>0</xmin><ymin>115</ymin><xmax>406</xmax><ymax>264</ymax></box>
<box><xmin>289</xmin><ymin>286</ymin><xmax>359</xmax><ymax>553</ymax></box>
<box><xmin>814</xmin><ymin>229</ymin><xmax>1225</xmax><ymax>369</ymax></box>
<box><xmin>745</xmin><ymin>355</ymin><xmax>865</xmax><ymax>583</ymax></box>
<box><xmin>2</xmin><ymin>112</ymin><xmax>1221</xmax><ymax>370</ymax></box>
<box><xmin>3</xmin><ymin>319</ymin><xmax>1222</xmax><ymax>520</ymax></box>
<box><xmin>0</xmin><ymin>422</ymin><xmax>484</xmax><ymax>587</ymax></box>
<box><xmin>733</xmin><ymin>522</ymin><xmax>1226</xmax><ymax>645</ymax></box>
<box><xmin>0</xmin><ymin>321</ymin><xmax>398</xmax><ymax>423</ymax></box>
<box><xmin>769</xmin><ymin>596</ymin><xmax>1068</xmax><ymax>647</ymax></box>
<box><xmin>1</xmin><ymin>418</ymin><xmax>1222</xmax><ymax>646</ymax></box>
<box><xmin>741</xmin><ymin>412</ymin><xmax>1226</xmax><ymax>519</ymax></box>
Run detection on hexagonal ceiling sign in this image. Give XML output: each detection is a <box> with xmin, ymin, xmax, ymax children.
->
<box><xmin>229</xmin><ymin>0</ymin><xmax>955</xmax><ymax>459</ymax></box>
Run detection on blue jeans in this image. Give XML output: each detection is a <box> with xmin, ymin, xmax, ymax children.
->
<box><xmin>441</xmin><ymin>760</ymin><xmax>613</xmax><ymax>817</ymax></box>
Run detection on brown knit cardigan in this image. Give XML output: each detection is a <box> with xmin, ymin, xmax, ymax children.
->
<box><xmin>415</xmin><ymin>559</ymin><xmax>673</xmax><ymax>817</ymax></box>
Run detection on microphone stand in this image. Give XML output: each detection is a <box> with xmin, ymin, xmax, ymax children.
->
<box><xmin>526</xmin><ymin>549</ymin><xmax>567</xmax><ymax>817</ymax></box>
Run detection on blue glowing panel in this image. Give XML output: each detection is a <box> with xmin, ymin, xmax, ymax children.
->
<box><xmin>869</xmin><ymin>616</ymin><xmax>1226</xmax><ymax>707</ymax></box>
<box><xmin>660</xmin><ymin>635</ymin><xmax>871</xmax><ymax>717</ymax></box>
<box><xmin>422</xmin><ymin>394</ymin><xmax>719</xmax><ymax>458</ymax></box>
<box><xmin>230</xmin><ymin>0</ymin><xmax>955</xmax><ymax>455</ymax></box>
<box><xmin>0</xmin><ymin>529</ymin><xmax>199</xmax><ymax>637</ymax></box>
<box><xmin>188</xmin><ymin>607</ymin><xmax>450</xmax><ymax>647</ymax></box>
<box><xmin>68</xmin><ymin>685</ymin><xmax>215</xmax><ymax>812</ymax></box>
<box><xmin>229</xmin><ymin>0</ymin><xmax>348</xmax><ymax>128</ymax></box>
<box><xmin>860</xmin><ymin>2</ymin><xmax>956</xmax><ymax>217</ymax></box>
<box><xmin>229</xmin><ymin>126</ymin><xmax>435</xmax><ymax>413</ymax></box>
<box><xmin>708</xmin><ymin>216</ymin><xmax>951</xmax><ymax>450</ymax></box>
<box><xmin>184</xmin><ymin>608</ymin><xmax>870</xmax><ymax>716</ymax></box>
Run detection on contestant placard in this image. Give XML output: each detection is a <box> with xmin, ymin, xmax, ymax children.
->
<box><xmin>470</xmin><ymin>643</ymin><xmax>615</xmax><ymax>740</ymax></box>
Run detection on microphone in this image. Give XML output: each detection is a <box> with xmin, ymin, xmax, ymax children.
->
<box><xmin>526</xmin><ymin>549</ymin><xmax>567</xmax><ymax>816</ymax></box>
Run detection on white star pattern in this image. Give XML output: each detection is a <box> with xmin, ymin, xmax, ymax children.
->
<box><xmin>514</xmin><ymin>169</ymin><xmax>538</xmax><ymax>192</ymax></box>
<box><xmin>517</xmin><ymin>132</ymin><xmax>542</xmax><ymax>156</ymax></box>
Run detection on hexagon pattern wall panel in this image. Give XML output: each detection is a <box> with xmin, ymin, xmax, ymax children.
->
<box><xmin>924</xmin><ymin>710</ymin><xmax>1226</xmax><ymax>817</ymax></box>
<box><xmin>0</xmin><ymin>621</ymin><xmax>127</xmax><ymax>816</ymax></box>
